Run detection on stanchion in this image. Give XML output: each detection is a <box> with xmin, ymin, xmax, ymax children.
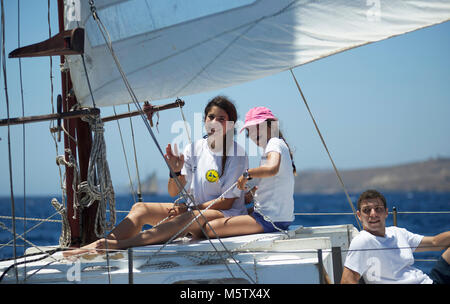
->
<box><xmin>128</xmin><ymin>248</ymin><xmax>133</xmax><ymax>284</ymax></box>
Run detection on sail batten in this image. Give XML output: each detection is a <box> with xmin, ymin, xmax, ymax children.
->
<box><xmin>64</xmin><ymin>0</ymin><xmax>450</xmax><ymax>107</ymax></box>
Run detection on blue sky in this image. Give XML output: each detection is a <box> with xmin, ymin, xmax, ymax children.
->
<box><xmin>1</xmin><ymin>1</ymin><xmax>449</xmax><ymax>196</ymax></box>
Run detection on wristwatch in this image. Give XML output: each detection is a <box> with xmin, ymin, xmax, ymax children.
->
<box><xmin>242</xmin><ymin>169</ymin><xmax>252</xmax><ymax>180</ymax></box>
<box><xmin>169</xmin><ymin>171</ymin><xmax>182</xmax><ymax>178</ymax></box>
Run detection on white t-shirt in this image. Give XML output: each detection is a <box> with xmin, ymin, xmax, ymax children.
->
<box><xmin>254</xmin><ymin>137</ymin><xmax>295</xmax><ymax>222</ymax></box>
<box><xmin>344</xmin><ymin>226</ymin><xmax>433</xmax><ymax>284</ymax></box>
<box><xmin>181</xmin><ymin>138</ymin><xmax>248</xmax><ymax>217</ymax></box>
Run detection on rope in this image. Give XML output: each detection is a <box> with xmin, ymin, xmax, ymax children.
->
<box><xmin>76</xmin><ymin>115</ymin><xmax>116</xmax><ymax>238</ymax></box>
<box><xmin>251</xmin><ymin>192</ymin><xmax>290</xmax><ymax>236</ymax></box>
<box><xmin>51</xmin><ymin>199</ymin><xmax>71</xmax><ymax>248</ymax></box>
<box><xmin>56</xmin><ymin>148</ymin><xmax>81</xmax><ymax>229</ymax></box>
<box><xmin>0</xmin><ymin>248</ymin><xmax>63</xmax><ymax>283</ymax></box>
<box><xmin>0</xmin><ymin>221</ymin><xmax>60</xmax><ymax>263</ymax></box>
<box><xmin>86</xmin><ymin>0</ymin><xmax>236</xmax><ymax>258</ymax></box>
<box><xmin>289</xmin><ymin>69</ymin><xmax>362</xmax><ymax>230</ymax></box>
<box><xmin>86</xmin><ymin>0</ymin><xmax>347</xmax><ymax>284</ymax></box>
<box><xmin>87</xmin><ymin>0</ymin><xmax>198</xmax><ymax>211</ymax></box>
<box><xmin>0</xmin><ymin>208</ymin><xmax>65</xmax><ymax>252</ymax></box>
<box><xmin>1</xmin><ymin>209</ymin><xmax>447</xmax><ymax>224</ymax></box>
<box><xmin>294</xmin><ymin>211</ymin><xmax>450</xmax><ymax>216</ymax></box>
<box><xmin>142</xmin><ymin>181</ymin><xmax>257</xmax><ymax>284</ymax></box>
<box><xmin>44</xmin><ymin>0</ymin><xmax>75</xmax><ymax>266</ymax></box>
<box><xmin>177</xmin><ymin>98</ymin><xmax>192</xmax><ymax>144</ymax></box>
<box><xmin>0</xmin><ymin>215</ymin><xmax>62</xmax><ymax>223</ymax></box>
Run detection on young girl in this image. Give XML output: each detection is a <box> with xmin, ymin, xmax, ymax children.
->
<box><xmin>204</xmin><ymin>106</ymin><xmax>296</xmax><ymax>237</ymax></box>
<box><xmin>64</xmin><ymin>96</ymin><xmax>247</xmax><ymax>255</ymax></box>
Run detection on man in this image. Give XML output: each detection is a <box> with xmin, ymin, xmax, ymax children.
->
<box><xmin>341</xmin><ymin>189</ymin><xmax>450</xmax><ymax>284</ymax></box>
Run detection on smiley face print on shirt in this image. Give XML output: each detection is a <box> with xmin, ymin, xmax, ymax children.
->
<box><xmin>205</xmin><ymin>169</ymin><xmax>219</xmax><ymax>183</ymax></box>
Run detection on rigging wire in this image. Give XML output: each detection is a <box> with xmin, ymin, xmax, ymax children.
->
<box><xmin>0</xmin><ymin>221</ymin><xmax>60</xmax><ymax>263</ymax></box>
<box><xmin>0</xmin><ymin>248</ymin><xmax>63</xmax><ymax>283</ymax></box>
<box><xmin>17</xmin><ymin>0</ymin><xmax>28</xmax><ymax>276</ymax></box>
<box><xmin>0</xmin><ymin>241</ymin><xmax>443</xmax><ymax>283</ymax></box>
<box><xmin>135</xmin><ymin>181</ymin><xmax>256</xmax><ymax>284</ymax></box>
<box><xmin>289</xmin><ymin>69</ymin><xmax>362</xmax><ymax>231</ymax></box>
<box><xmin>1</xmin><ymin>0</ymin><xmax>448</xmax><ymax>284</ymax></box>
<box><xmin>113</xmin><ymin>105</ymin><xmax>138</xmax><ymax>204</ymax></box>
<box><xmin>77</xmin><ymin>21</ymin><xmax>115</xmax><ymax>283</ymax></box>
<box><xmin>177</xmin><ymin>98</ymin><xmax>192</xmax><ymax>144</ymax></box>
<box><xmin>127</xmin><ymin>104</ymin><xmax>143</xmax><ymax>202</ymax></box>
<box><xmin>1</xmin><ymin>0</ymin><xmax>18</xmax><ymax>283</ymax></box>
<box><xmin>87</xmin><ymin>0</ymin><xmax>255</xmax><ymax>283</ymax></box>
<box><xmin>0</xmin><ymin>210</ymin><xmax>65</xmax><ymax>252</ymax></box>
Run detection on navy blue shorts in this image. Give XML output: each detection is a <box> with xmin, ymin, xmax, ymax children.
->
<box><xmin>430</xmin><ymin>256</ymin><xmax>450</xmax><ymax>284</ymax></box>
<box><xmin>251</xmin><ymin>211</ymin><xmax>292</xmax><ymax>233</ymax></box>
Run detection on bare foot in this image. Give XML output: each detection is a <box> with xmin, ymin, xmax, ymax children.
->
<box><xmin>62</xmin><ymin>239</ymin><xmax>115</xmax><ymax>260</ymax></box>
<box><xmin>90</xmin><ymin>238</ymin><xmax>121</xmax><ymax>254</ymax></box>
<box><xmin>63</xmin><ymin>243</ymin><xmax>97</xmax><ymax>260</ymax></box>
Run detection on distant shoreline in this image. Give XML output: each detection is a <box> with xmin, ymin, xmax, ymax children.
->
<box><xmin>294</xmin><ymin>157</ymin><xmax>450</xmax><ymax>194</ymax></box>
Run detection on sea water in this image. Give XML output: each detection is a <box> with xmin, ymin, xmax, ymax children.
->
<box><xmin>1</xmin><ymin>191</ymin><xmax>449</xmax><ymax>277</ymax></box>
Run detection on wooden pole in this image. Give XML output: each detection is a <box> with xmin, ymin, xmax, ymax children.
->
<box><xmin>101</xmin><ymin>99</ymin><xmax>185</xmax><ymax>123</ymax></box>
<box><xmin>58</xmin><ymin>0</ymin><xmax>81</xmax><ymax>247</ymax></box>
<box><xmin>0</xmin><ymin>108</ymin><xmax>100</xmax><ymax>127</ymax></box>
<box><xmin>56</xmin><ymin>0</ymin><xmax>100</xmax><ymax>246</ymax></box>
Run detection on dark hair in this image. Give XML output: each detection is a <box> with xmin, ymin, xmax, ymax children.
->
<box><xmin>357</xmin><ymin>189</ymin><xmax>387</xmax><ymax>210</ymax></box>
<box><xmin>267</xmin><ymin>120</ymin><xmax>297</xmax><ymax>176</ymax></box>
<box><xmin>204</xmin><ymin>96</ymin><xmax>237</xmax><ymax>177</ymax></box>
<box><xmin>204</xmin><ymin>95</ymin><xmax>237</xmax><ymax>124</ymax></box>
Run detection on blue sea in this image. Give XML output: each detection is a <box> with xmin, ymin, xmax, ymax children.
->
<box><xmin>1</xmin><ymin>191</ymin><xmax>449</xmax><ymax>276</ymax></box>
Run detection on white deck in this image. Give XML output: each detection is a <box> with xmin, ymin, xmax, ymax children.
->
<box><xmin>0</xmin><ymin>224</ymin><xmax>358</xmax><ymax>284</ymax></box>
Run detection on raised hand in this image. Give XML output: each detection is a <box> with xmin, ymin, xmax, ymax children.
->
<box><xmin>164</xmin><ymin>143</ymin><xmax>184</xmax><ymax>173</ymax></box>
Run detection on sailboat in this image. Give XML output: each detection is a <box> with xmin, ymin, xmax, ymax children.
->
<box><xmin>141</xmin><ymin>172</ymin><xmax>159</xmax><ymax>196</ymax></box>
<box><xmin>0</xmin><ymin>0</ymin><xmax>449</xmax><ymax>284</ymax></box>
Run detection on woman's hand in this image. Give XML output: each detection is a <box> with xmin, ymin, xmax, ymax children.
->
<box><xmin>165</xmin><ymin>143</ymin><xmax>184</xmax><ymax>173</ymax></box>
<box><xmin>167</xmin><ymin>204</ymin><xmax>188</xmax><ymax>218</ymax></box>
<box><xmin>237</xmin><ymin>174</ymin><xmax>248</xmax><ymax>190</ymax></box>
<box><xmin>245</xmin><ymin>186</ymin><xmax>258</xmax><ymax>204</ymax></box>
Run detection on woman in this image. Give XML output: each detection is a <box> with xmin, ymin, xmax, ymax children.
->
<box><xmin>64</xmin><ymin>96</ymin><xmax>247</xmax><ymax>255</ymax></box>
<box><xmin>204</xmin><ymin>106</ymin><xmax>296</xmax><ymax>237</ymax></box>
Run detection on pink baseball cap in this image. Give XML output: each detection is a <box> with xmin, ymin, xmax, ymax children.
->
<box><xmin>240</xmin><ymin>107</ymin><xmax>278</xmax><ymax>133</ymax></box>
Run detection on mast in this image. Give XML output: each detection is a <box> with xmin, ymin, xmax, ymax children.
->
<box><xmin>56</xmin><ymin>0</ymin><xmax>97</xmax><ymax>246</ymax></box>
<box><xmin>8</xmin><ymin>1</ymin><xmax>187</xmax><ymax>248</ymax></box>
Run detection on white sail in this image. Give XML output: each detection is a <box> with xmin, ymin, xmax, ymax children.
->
<box><xmin>64</xmin><ymin>0</ymin><xmax>450</xmax><ymax>107</ymax></box>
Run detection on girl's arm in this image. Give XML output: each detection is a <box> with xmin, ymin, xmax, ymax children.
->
<box><xmin>168</xmin><ymin>175</ymin><xmax>187</xmax><ymax>197</ymax></box>
<box><xmin>197</xmin><ymin>197</ymin><xmax>237</xmax><ymax>211</ymax></box>
<box><xmin>237</xmin><ymin>151</ymin><xmax>281</xmax><ymax>190</ymax></box>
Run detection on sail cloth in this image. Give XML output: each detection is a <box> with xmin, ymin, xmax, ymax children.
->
<box><xmin>64</xmin><ymin>0</ymin><xmax>450</xmax><ymax>108</ymax></box>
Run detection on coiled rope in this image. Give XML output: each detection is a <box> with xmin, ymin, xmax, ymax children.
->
<box><xmin>76</xmin><ymin>115</ymin><xmax>116</xmax><ymax>238</ymax></box>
